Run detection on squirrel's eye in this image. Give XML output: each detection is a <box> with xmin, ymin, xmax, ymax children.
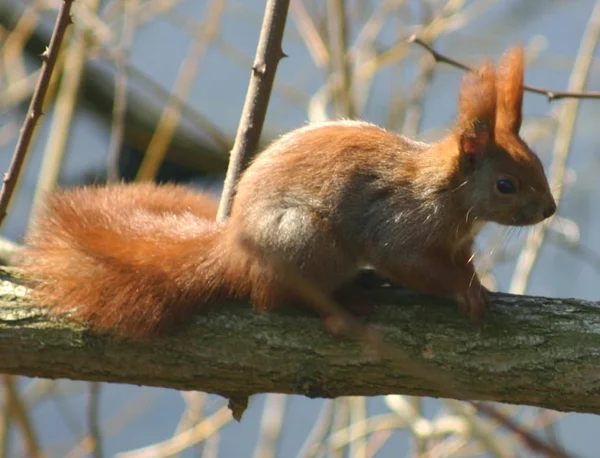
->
<box><xmin>496</xmin><ymin>179</ymin><xmax>517</xmax><ymax>195</ymax></box>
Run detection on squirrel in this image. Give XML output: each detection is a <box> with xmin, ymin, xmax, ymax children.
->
<box><xmin>20</xmin><ymin>45</ymin><xmax>556</xmax><ymax>339</ymax></box>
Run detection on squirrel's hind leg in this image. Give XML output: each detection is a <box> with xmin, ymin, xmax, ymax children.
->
<box><xmin>236</xmin><ymin>204</ymin><xmax>360</xmax><ymax>316</ymax></box>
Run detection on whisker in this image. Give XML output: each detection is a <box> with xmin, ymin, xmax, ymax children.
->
<box><xmin>482</xmin><ymin>226</ymin><xmax>511</xmax><ymax>269</ymax></box>
<box><xmin>451</xmin><ymin>180</ymin><xmax>469</xmax><ymax>193</ymax></box>
<box><xmin>469</xmin><ymin>268</ymin><xmax>479</xmax><ymax>289</ymax></box>
<box><xmin>466</xmin><ymin>206</ymin><xmax>475</xmax><ymax>223</ymax></box>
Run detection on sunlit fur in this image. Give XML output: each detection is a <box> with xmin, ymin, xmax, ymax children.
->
<box><xmin>21</xmin><ymin>46</ymin><xmax>556</xmax><ymax>339</ymax></box>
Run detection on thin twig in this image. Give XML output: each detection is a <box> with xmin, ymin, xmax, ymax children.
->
<box><xmin>106</xmin><ymin>0</ymin><xmax>139</xmax><ymax>182</ymax></box>
<box><xmin>65</xmin><ymin>389</ymin><xmax>156</xmax><ymax>458</ymax></box>
<box><xmin>2</xmin><ymin>4</ymin><xmax>38</xmax><ymax>87</ymax></box>
<box><xmin>471</xmin><ymin>402</ymin><xmax>571</xmax><ymax>458</ymax></box>
<box><xmin>252</xmin><ymin>394</ymin><xmax>287</xmax><ymax>458</ymax></box>
<box><xmin>296</xmin><ymin>400</ymin><xmax>335</xmax><ymax>458</ymax></box>
<box><xmin>356</xmin><ymin>0</ymin><xmax>470</xmax><ymax>80</ymax></box>
<box><xmin>444</xmin><ymin>400</ymin><xmax>511</xmax><ymax>458</ymax></box>
<box><xmin>3</xmin><ymin>375</ymin><xmax>43</xmax><ymax>458</ymax></box>
<box><xmin>0</xmin><ymin>377</ymin><xmax>11</xmax><ymax>458</ymax></box>
<box><xmin>87</xmin><ymin>383</ymin><xmax>103</xmax><ymax>458</ymax></box>
<box><xmin>158</xmin><ymin>9</ymin><xmax>308</xmax><ymax>109</ymax></box>
<box><xmin>99</xmin><ymin>51</ymin><xmax>233</xmax><ymax>151</ymax></box>
<box><xmin>349</xmin><ymin>0</ymin><xmax>406</xmax><ymax>118</ymax></box>
<box><xmin>385</xmin><ymin>395</ymin><xmax>434</xmax><ymax>458</ymax></box>
<box><xmin>401</xmin><ymin>33</ymin><xmax>438</xmax><ymax>136</ymax></box>
<box><xmin>135</xmin><ymin>0</ymin><xmax>227</xmax><ymax>182</ymax></box>
<box><xmin>410</xmin><ymin>35</ymin><xmax>600</xmax><ymax>101</ymax></box>
<box><xmin>115</xmin><ymin>406</ymin><xmax>232</xmax><ymax>458</ymax></box>
<box><xmin>30</xmin><ymin>0</ymin><xmax>102</xmax><ymax>223</ymax></box>
<box><xmin>326</xmin><ymin>413</ymin><xmax>409</xmax><ymax>453</ymax></box>
<box><xmin>332</xmin><ymin>399</ymin><xmax>351</xmax><ymax>458</ymax></box>
<box><xmin>212</xmin><ymin>35</ymin><xmax>308</xmax><ymax>110</ymax></box>
<box><xmin>290</xmin><ymin>0</ymin><xmax>329</xmax><ymax>70</ymax></box>
<box><xmin>348</xmin><ymin>397</ymin><xmax>367</xmax><ymax>458</ymax></box>
<box><xmin>216</xmin><ymin>0</ymin><xmax>291</xmax><ymax>221</ymax></box>
<box><xmin>0</xmin><ymin>0</ymin><xmax>75</xmax><ymax>227</ymax></box>
<box><xmin>327</xmin><ymin>0</ymin><xmax>354</xmax><ymax>118</ymax></box>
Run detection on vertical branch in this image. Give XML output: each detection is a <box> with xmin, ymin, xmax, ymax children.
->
<box><xmin>0</xmin><ymin>0</ymin><xmax>75</xmax><ymax>227</ymax></box>
<box><xmin>296</xmin><ymin>400</ymin><xmax>335</xmax><ymax>458</ymax></box>
<box><xmin>326</xmin><ymin>0</ymin><xmax>354</xmax><ymax>118</ymax></box>
<box><xmin>0</xmin><ymin>392</ymin><xmax>9</xmax><ymax>458</ymax></box>
<box><xmin>252</xmin><ymin>394</ymin><xmax>287</xmax><ymax>458</ymax></box>
<box><xmin>2</xmin><ymin>5</ymin><xmax>39</xmax><ymax>87</ymax></box>
<box><xmin>290</xmin><ymin>0</ymin><xmax>329</xmax><ymax>70</ymax></box>
<box><xmin>172</xmin><ymin>391</ymin><xmax>206</xmax><ymax>457</ymax></box>
<box><xmin>216</xmin><ymin>0</ymin><xmax>291</xmax><ymax>221</ymax></box>
<box><xmin>215</xmin><ymin>0</ymin><xmax>290</xmax><ymax>416</ymax></box>
<box><xmin>106</xmin><ymin>0</ymin><xmax>139</xmax><ymax>182</ymax></box>
<box><xmin>87</xmin><ymin>382</ymin><xmax>103</xmax><ymax>458</ymax></box>
<box><xmin>29</xmin><ymin>0</ymin><xmax>102</xmax><ymax>221</ymax></box>
<box><xmin>348</xmin><ymin>397</ymin><xmax>367</xmax><ymax>458</ymax></box>
<box><xmin>328</xmin><ymin>398</ymin><xmax>349</xmax><ymax>458</ymax></box>
<box><xmin>2</xmin><ymin>375</ymin><xmax>42</xmax><ymax>458</ymax></box>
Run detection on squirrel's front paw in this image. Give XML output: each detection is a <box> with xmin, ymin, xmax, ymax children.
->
<box><xmin>456</xmin><ymin>285</ymin><xmax>489</xmax><ymax>324</ymax></box>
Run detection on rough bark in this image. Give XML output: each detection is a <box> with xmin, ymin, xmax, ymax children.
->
<box><xmin>1</xmin><ymin>266</ymin><xmax>599</xmax><ymax>415</ymax></box>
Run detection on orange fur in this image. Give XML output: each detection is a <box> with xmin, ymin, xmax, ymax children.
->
<box><xmin>457</xmin><ymin>61</ymin><xmax>497</xmax><ymax>134</ymax></box>
<box><xmin>20</xmin><ymin>46</ymin><xmax>556</xmax><ymax>338</ymax></box>
<box><xmin>496</xmin><ymin>45</ymin><xmax>525</xmax><ymax>133</ymax></box>
<box><xmin>22</xmin><ymin>184</ymin><xmax>226</xmax><ymax>338</ymax></box>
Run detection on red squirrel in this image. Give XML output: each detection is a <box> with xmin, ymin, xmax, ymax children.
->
<box><xmin>20</xmin><ymin>46</ymin><xmax>556</xmax><ymax>339</ymax></box>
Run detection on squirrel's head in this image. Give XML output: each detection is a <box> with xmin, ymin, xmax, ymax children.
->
<box><xmin>453</xmin><ymin>46</ymin><xmax>556</xmax><ymax>227</ymax></box>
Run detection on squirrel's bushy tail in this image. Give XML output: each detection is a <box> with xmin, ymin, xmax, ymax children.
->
<box><xmin>20</xmin><ymin>183</ymin><xmax>245</xmax><ymax>339</ymax></box>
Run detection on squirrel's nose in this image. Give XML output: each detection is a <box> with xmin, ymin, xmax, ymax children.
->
<box><xmin>543</xmin><ymin>201</ymin><xmax>557</xmax><ymax>219</ymax></box>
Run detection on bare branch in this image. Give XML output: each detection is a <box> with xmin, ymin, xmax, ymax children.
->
<box><xmin>216</xmin><ymin>0</ymin><xmax>291</xmax><ymax>221</ymax></box>
<box><xmin>2</xmin><ymin>375</ymin><xmax>42</xmax><ymax>458</ymax></box>
<box><xmin>0</xmin><ymin>0</ymin><xmax>75</xmax><ymax>227</ymax></box>
<box><xmin>0</xmin><ymin>266</ymin><xmax>599</xmax><ymax>426</ymax></box>
<box><xmin>471</xmin><ymin>402</ymin><xmax>570</xmax><ymax>458</ymax></box>
<box><xmin>106</xmin><ymin>0</ymin><xmax>139</xmax><ymax>182</ymax></box>
<box><xmin>409</xmin><ymin>35</ymin><xmax>600</xmax><ymax>101</ymax></box>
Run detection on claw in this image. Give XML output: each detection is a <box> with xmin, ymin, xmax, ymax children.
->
<box><xmin>456</xmin><ymin>285</ymin><xmax>489</xmax><ymax>324</ymax></box>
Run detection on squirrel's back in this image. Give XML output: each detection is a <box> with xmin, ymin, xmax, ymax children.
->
<box><xmin>232</xmin><ymin>120</ymin><xmax>459</xmax><ymax>261</ymax></box>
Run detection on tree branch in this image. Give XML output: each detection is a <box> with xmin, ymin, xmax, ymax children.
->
<box><xmin>216</xmin><ymin>0</ymin><xmax>291</xmax><ymax>221</ymax></box>
<box><xmin>1</xmin><ymin>266</ymin><xmax>600</xmax><ymax>415</ymax></box>
<box><xmin>0</xmin><ymin>0</ymin><xmax>74</xmax><ymax>227</ymax></box>
<box><xmin>409</xmin><ymin>35</ymin><xmax>600</xmax><ymax>101</ymax></box>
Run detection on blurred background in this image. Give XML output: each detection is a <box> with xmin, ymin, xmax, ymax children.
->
<box><xmin>1</xmin><ymin>0</ymin><xmax>600</xmax><ymax>456</ymax></box>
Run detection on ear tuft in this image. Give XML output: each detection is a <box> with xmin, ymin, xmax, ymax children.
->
<box><xmin>457</xmin><ymin>61</ymin><xmax>497</xmax><ymax>134</ymax></box>
<box><xmin>496</xmin><ymin>45</ymin><xmax>524</xmax><ymax>133</ymax></box>
<box><xmin>456</xmin><ymin>63</ymin><xmax>496</xmax><ymax>168</ymax></box>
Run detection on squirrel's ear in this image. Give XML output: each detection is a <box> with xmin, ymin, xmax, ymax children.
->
<box><xmin>459</xmin><ymin>120</ymin><xmax>492</xmax><ymax>170</ymax></box>
<box><xmin>456</xmin><ymin>62</ymin><xmax>496</xmax><ymax>167</ymax></box>
<box><xmin>496</xmin><ymin>45</ymin><xmax>524</xmax><ymax>133</ymax></box>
